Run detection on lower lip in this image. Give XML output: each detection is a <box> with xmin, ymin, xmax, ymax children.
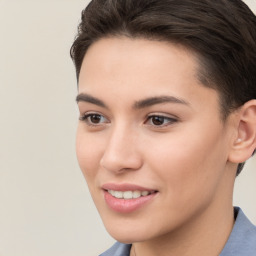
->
<box><xmin>103</xmin><ymin>190</ymin><xmax>157</xmax><ymax>213</ymax></box>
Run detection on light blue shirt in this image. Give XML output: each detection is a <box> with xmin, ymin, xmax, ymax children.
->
<box><xmin>99</xmin><ymin>208</ymin><xmax>256</xmax><ymax>256</ymax></box>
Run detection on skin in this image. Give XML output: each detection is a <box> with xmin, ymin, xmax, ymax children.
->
<box><xmin>76</xmin><ymin>37</ymin><xmax>241</xmax><ymax>256</ymax></box>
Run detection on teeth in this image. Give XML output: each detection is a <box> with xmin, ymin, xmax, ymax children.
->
<box><xmin>133</xmin><ymin>190</ymin><xmax>141</xmax><ymax>199</ymax></box>
<box><xmin>108</xmin><ymin>190</ymin><xmax>154</xmax><ymax>199</ymax></box>
<box><xmin>142</xmin><ymin>191</ymin><xmax>149</xmax><ymax>196</ymax></box>
<box><xmin>114</xmin><ymin>191</ymin><xmax>123</xmax><ymax>199</ymax></box>
<box><xmin>123</xmin><ymin>191</ymin><xmax>132</xmax><ymax>199</ymax></box>
<box><xmin>109</xmin><ymin>190</ymin><xmax>115</xmax><ymax>196</ymax></box>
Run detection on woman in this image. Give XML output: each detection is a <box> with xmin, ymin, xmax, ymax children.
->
<box><xmin>71</xmin><ymin>0</ymin><xmax>256</xmax><ymax>255</ymax></box>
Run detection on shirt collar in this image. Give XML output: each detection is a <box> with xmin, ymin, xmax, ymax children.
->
<box><xmin>220</xmin><ymin>207</ymin><xmax>256</xmax><ymax>255</ymax></box>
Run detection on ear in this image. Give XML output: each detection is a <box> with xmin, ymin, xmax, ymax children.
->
<box><xmin>228</xmin><ymin>100</ymin><xmax>256</xmax><ymax>164</ymax></box>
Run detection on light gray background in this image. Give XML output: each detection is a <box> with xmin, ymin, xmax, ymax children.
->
<box><xmin>0</xmin><ymin>0</ymin><xmax>255</xmax><ymax>255</ymax></box>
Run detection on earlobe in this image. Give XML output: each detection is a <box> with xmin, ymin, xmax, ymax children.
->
<box><xmin>228</xmin><ymin>100</ymin><xmax>256</xmax><ymax>164</ymax></box>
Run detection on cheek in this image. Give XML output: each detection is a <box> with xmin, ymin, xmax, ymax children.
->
<box><xmin>76</xmin><ymin>127</ymin><xmax>104</xmax><ymax>180</ymax></box>
<box><xmin>145</xmin><ymin>125</ymin><xmax>228</xmax><ymax>199</ymax></box>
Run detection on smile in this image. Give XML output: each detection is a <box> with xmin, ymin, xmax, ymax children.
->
<box><xmin>102</xmin><ymin>184</ymin><xmax>158</xmax><ymax>213</ymax></box>
<box><xmin>107</xmin><ymin>190</ymin><xmax>155</xmax><ymax>199</ymax></box>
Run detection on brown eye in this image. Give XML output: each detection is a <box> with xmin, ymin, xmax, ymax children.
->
<box><xmin>89</xmin><ymin>114</ymin><xmax>102</xmax><ymax>124</ymax></box>
<box><xmin>79</xmin><ymin>113</ymin><xmax>108</xmax><ymax>126</ymax></box>
<box><xmin>151</xmin><ymin>116</ymin><xmax>165</xmax><ymax>126</ymax></box>
<box><xmin>146</xmin><ymin>115</ymin><xmax>177</xmax><ymax>127</ymax></box>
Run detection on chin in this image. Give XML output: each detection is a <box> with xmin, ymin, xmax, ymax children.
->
<box><xmin>103</xmin><ymin>222</ymin><xmax>138</xmax><ymax>243</ymax></box>
<box><xmin>102</xmin><ymin>218</ymin><xmax>162</xmax><ymax>244</ymax></box>
<box><xmin>107</xmin><ymin>230</ymin><xmax>148</xmax><ymax>244</ymax></box>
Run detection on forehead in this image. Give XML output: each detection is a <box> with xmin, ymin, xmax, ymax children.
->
<box><xmin>78</xmin><ymin>37</ymin><xmax>220</xmax><ymax>115</ymax></box>
<box><xmin>80</xmin><ymin>37</ymin><xmax>199</xmax><ymax>83</ymax></box>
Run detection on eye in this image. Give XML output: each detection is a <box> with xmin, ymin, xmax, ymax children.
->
<box><xmin>79</xmin><ymin>113</ymin><xmax>109</xmax><ymax>126</ymax></box>
<box><xmin>146</xmin><ymin>115</ymin><xmax>177</xmax><ymax>127</ymax></box>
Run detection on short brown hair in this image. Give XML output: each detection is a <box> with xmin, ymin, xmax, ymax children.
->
<box><xmin>70</xmin><ymin>0</ymin><xmax>256</xmax><ymax>175</ymax></box>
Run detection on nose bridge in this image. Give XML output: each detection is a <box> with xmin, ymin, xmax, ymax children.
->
<box><xmin>100</xmin><ymin>121</ymin><xmax>142</xmax><ymax>173</ymax></box>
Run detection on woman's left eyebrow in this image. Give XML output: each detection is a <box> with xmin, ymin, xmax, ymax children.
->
<box><xmin>133</xmin><ymin>96</ymin><xmax>190</xmax><ymax>109</ymax></box>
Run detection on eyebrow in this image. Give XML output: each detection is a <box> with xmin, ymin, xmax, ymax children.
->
<box><xmin>76</xmin><ymin>93</ymin><xmax>108</xmax><ymax>108</ymax></box>
<box><xmin>76</xmin><ymin>93</ymin><xmax>189</xmax><ymax>109</ymax></box>
<box><xmin>133</xmin><ymin>96</ymin><xmax>190</xmax><ymax>109</ymax></box>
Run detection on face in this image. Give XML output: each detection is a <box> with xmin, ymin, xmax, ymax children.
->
<box><xmin>76</xmin><ymin>37</ymin><xmax>236</xmax><ymax>243</ymax></box>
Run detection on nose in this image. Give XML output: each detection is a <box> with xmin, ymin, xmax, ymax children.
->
<box><xmin>100</xmin><ymin>125</ymin><xmax>143</xmax><ymax>173</ymax></box>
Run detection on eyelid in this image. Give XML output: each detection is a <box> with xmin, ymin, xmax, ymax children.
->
<box><xmin>147</xmin><ymin>112</ymin><xmax>178</xmax><ymax>119</ymax></box>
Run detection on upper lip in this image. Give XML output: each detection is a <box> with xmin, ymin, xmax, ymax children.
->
<box><xmin>102</xmin><ymin>183</ymin><xmax>157</xmax><ymax>192</ymax></box>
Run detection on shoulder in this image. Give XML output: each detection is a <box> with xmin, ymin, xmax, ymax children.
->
<box><xmin>99</xmin><ymin>242</ymin><xmax>131</xmax><ymax>256</ymax></box>
<box><xmin>220</xmin><ymin>207</ymin><xmax>256</xmax><ymax>256</ymax></box>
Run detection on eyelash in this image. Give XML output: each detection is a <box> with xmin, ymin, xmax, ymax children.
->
<box><xmin>79</xmin><ymin>113</ymin><xmax>178</xmax><ymax>128</ymax></box>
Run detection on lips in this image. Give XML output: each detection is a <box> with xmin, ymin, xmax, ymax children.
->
<box><xmin>102</xmin><ymin>183</ymin><xmax>158</xmax><ymax>213</ymax></box>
